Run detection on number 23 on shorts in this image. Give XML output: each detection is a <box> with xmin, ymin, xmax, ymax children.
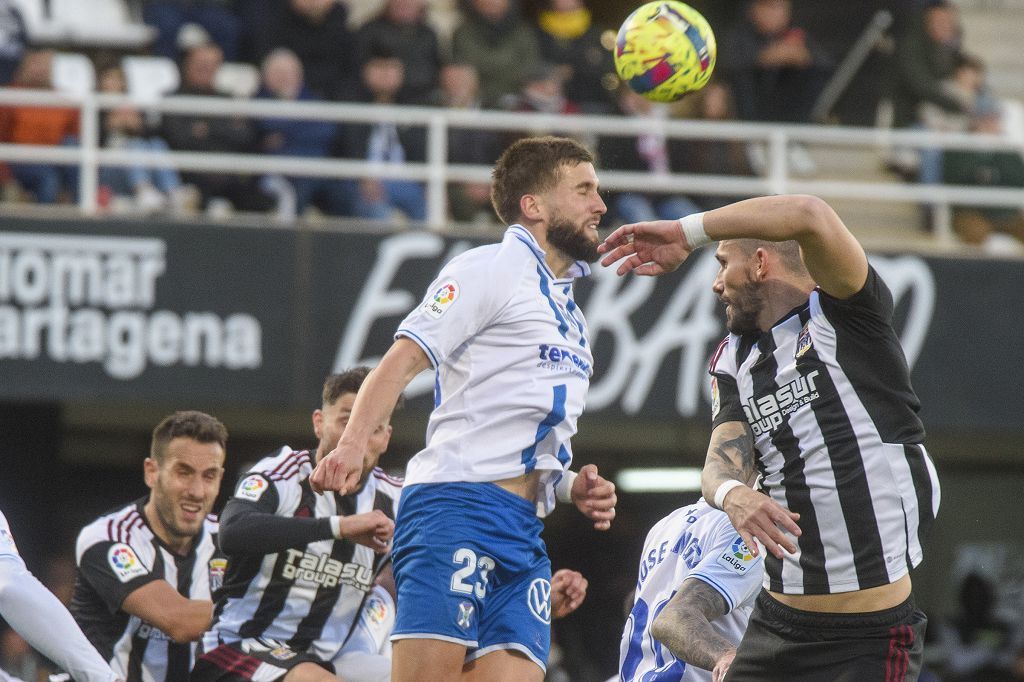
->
<box><xmin>450</xmin><ymin>548</ymin><xmax>496</xmax><ymax>599</ymax></box>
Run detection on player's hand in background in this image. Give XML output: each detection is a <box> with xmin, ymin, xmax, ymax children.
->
<box><xmin>571</xmin><ymin>463</ymin><xmax>616</xmax><ymax>531</ymax></box>
<box><xmin>598</xmin><ymin>219</ymin><xmax>694</xmax><ymax>276</ymax></box>
<box><xmin>334</xmin><ymin>510</ymin><xmax>394</xmax><ymax>553</ymax></box>
<box><xmin>550</xmin><ymin>568</ymin><xmax>588</xmax><ymax>619</ymax></box>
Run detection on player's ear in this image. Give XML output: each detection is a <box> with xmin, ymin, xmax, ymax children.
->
<box><xmin>382</xmin><ymin>424</ymin><xmax>393</xmax><ymax>448</ymax></box>
<box><xmin>520</xmin><ymin>193</ymin><xmax>544</xmax><ymax>223</ymax></box>
<box><xmin>312</xmin><ymin>409</ymin><xmax>323</xmax><ymax>440</ymax></box>
<box><xmin>143</xmin><ymin>457</ymin><xmax>159</xmax><ymax>488</ymax></box>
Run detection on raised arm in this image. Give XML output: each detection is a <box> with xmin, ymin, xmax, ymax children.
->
<box><xmin>701</xmin><ymin>421</ymin><xmax>800</xmax><ymax>560</ymax></box>
<box><xmin>650</xmin><ymin>578</ymin><xmax>737</xmax><ymax>682</ymax></box>
<box><xmin>310</xmin><ymin>338</ymin><xmax>430</xmax><ymax>494</ymax></box>
<box><xmin>599</xmin><ymin>194</ymin><xmax>868</xmax><ymax>298</ymax></box>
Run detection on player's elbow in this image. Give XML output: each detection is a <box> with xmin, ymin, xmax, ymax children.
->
<box><xmin>787</xmin><ymin>194</ymin><xmax>839</xmax><ymax>237</ymax></box>
<box><xmin>164</xmin><ymin>615</ymin><xmax>209</xmax><ymax>643</ymax></box>
<box><xmin>650</xmin><ymin>609</ymin><xmax>676</xmax><ymax>645</ymax></box>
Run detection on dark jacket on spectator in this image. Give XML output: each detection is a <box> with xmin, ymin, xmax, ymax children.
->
<box><xmin>356</xmin><ymin>14</ymin><xmax>441</xmax><ymax>104</ymax></box>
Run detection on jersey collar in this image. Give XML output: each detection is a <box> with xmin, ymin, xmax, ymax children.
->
<box><xmin>506</xmin><ymin>225</ymin><xmax>592</xmax><ymax>281</ymax></box>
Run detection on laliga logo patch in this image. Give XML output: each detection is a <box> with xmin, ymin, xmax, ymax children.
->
<box><xmin>527</xmin><ymin>578</ymin><xmax>552</xmax><ymax>624</ymax></box>
<box><xmin>235</xmin><ymin>474</ymin><xmax>268</xmax><ymax>502</ymax></box>
<box><xmin>716</xmin><ymin>536</ymin><xmax>757</xmax><ymax>575</ymax></box>
<box><xmin>365</xmin><ymin>594</ymin><xmax>389</xmax><ymax>625</ymax></box>
<box><xmin>108</xmin><ymin>543</ymin><xmax>148</xmax><ymax>583</ymax></box>
<box><xmin>795</xmin><ymin>323</ymin><xmax>813</xmax><ymax>359</ymax></box>
<box><xmin>423</xmin><ymin>280</ymin><xmax>458</xmax><ymax>319</ymax></box>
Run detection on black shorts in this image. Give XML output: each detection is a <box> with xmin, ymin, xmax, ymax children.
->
<box><xmin>725</xmin><ymin>590</ymin><xmax>927</xmax><ymax>682</ymax></box>
<box><xmin>190</xmin><ymin>640</ymin><xmax>333</xmax><ymax>682</ymax></box>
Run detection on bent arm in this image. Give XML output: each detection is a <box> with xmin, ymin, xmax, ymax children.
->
<box><xmin>121</xmin><ymin>580</ymin><xmax>212</xmax><ymax>643</ymax></box>
<box><xmin>702</xmin><ymin>194</ymin><xmax>868</xmax><ymax>298</ymax></box>
<box><xmin>701</xmin><ymin>421</ymin><xmax>757</xmax><ymax>503</ymax></box>
<box><xmin>0</xmin><ymin>555</ymin><xmax>118</xmax><ymax>681</ymax></box>
<box><xmin>650</xmin><ymin>577</ymin><xmax>735</xmax><ymax>673</ymax></box>
<box><xmin>219</xmin><ymin>498</ymin><xmax>334</xmax><ymax>556</ymax></box>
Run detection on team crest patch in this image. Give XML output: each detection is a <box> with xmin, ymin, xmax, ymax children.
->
<box><xmin>208</xmin><ymin>557</ymin><xmax>227</xmax><ymax>592</ymax></box>
<box><xmin>717</xmin><ymin>536</ymin><xmax>757</xmax><ymax>575</ymax></box>
<box><xmin>527</xmin><ymin>578</ymin><xmax>552</xmax><ymax>624</ymax></box>
<box><xmin>423</xmin><ymin>280</ymin><xmax>459</xmax><ymax>319</ymax></box>
<box><xmin>235</xmin><ymin>474</ymin><xmax>268</xmax><ymax>502</ymax></box>
<box><xmin>795</xmin><ymin>323</ymin><xmax>813</xmax><ymax>358</ymax></box>
<box><xmin>269</xmin><ymin>647</ymin><xmax>297</xmax><ymax>661</ymax></box>
<box><xmin>108</xmin><ymin>543</ymin><xmax>148</xmax><ymax>582</ymax></box>
<box><xmin>710</xmin><ymin>377</ymin><xmax>721</xmax><ymax>419</ymax></box>
<box><xmin>456</xmin><ymin>601</ymin><xmax>474</xmax><ymax>629</ymax></box>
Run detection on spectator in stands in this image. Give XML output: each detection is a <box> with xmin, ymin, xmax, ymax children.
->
<box><xmin>255</xmin><ymin>48</ymin><xmax>350</xmax><ymax>219</ymax></box>
<box><xmin>597</xmin><ymin>84</ymin><xmax>700</xmax><ymax>225</ymax></box>
<box><xmin>433</xmin><ymin>62</ymin><xmax>501</xmax><ymax>224</ymax></box>
<box><xmin>452</xmin><ymin>0</ymin><xmax>541</xmax><ymax>109</ymax></box>
<box><xmin>141</xmin><ymin>0</ymin><xmax>241</xmax><ymax>62</ymax></box>
<box><xmin>0</xmin><ymin>0</ymin><xmax>28</xmax><ymax>85</ymax></box>
<box><xmin>337</xmin><ymin>47</ymin><xmax>427</xmax><ymax>223</ymax></box>
<box><xmin>0</xmin><ymin>50</ymin><xmax>80</xmax><ymax>204</ymax></box>
<box><xmin>534</xmin><ymin>0</ymin><xmax>616</xmax><ymax>113</ymax></box>
<box><xmin>355</xmin><ymin>0</ymin><xmax>442</xmax><ymax>105</ymax></box>
<box><xmin>932</xmin><ymin>573</ymin><xmax>1018</xmax><ymax>679</ymax></box>
<box><xmin>97</xmin><ymin>65</ymin><xmax>189</xmax><ymax>215</ymax></box>
<box><xmin>245</xmin><ymin>0</ymin><xmax>355</xmax><ymax>101</ymax></box>
<box><xmin>504</xmin><ymin>61</ymin><xmax>581</xmax><ymax>116</ymax></box>
<box><xmin>161</xmin><ymin>43</ymin><xmax>274</xmax><ymax>214</ymax></box>
<box><xmin>942</xmin><ymin>99</ymin><xmax>1024</xmax><ymax>249</ymax></box>
<box><xmin>719</xmin><ymin>0</ymin><xmax>832</xmax><ymax>123</ymax></box>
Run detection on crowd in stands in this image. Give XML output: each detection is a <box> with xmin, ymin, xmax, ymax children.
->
<box><xmin>0</xmin><ymin>0</ymin><xmax>1019</xmax><ymax>248</ymax></box>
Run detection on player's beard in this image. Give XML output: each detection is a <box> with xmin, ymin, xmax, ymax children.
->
<box><xmin>548</xmin><ymin>217</ymin><xmax>600</xmax><ymax>264</ymax></box>
<box><xmin>724</xmin><ymin>279</ymin><xmax>766</xmax><ymax>334</ymax></box>
<box><xmin>152</xmin><ymin>478</ymin><xmax>205</xmax><ymax>542</ymax></box>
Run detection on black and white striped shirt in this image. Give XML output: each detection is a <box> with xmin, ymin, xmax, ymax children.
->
<box><xmin>71</xmin><ymin>499</ymin><xmax>222</xmax><ymax>681</ymax></box>
<box><xmin>710</xmin><ymin>267</ymin><xmax>941</xmax><ymax>595</ymax></box>
<box><xmin>204</xmin><ymin>447</ymin><xmax>400</xmax><ymax>660</ymax></box>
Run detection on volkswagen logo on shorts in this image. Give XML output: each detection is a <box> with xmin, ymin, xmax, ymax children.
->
<box><xmin>527</xmin><ymin>578</ymin><xmax>552</xmax><ymax>623</ymax></box>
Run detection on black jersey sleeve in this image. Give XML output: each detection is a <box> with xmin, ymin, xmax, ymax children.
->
<box><xmin>818</xmin><ymin>265</ymin><xmax>895</xmax><ymax>323</ymax></box>
<box><xmin>218</xmin><ymin>496</ymin><xmax>335</xmax><ymax>556</ymax></box>
<box><xmin>710</xmin><ymin>372</ymin><xmax>746</xmax><ymax>430</ymax></box>
<box><xmin>77</xmin><ymin>540</ymin><xmax>163</xmax><ymax>614</ymax></box>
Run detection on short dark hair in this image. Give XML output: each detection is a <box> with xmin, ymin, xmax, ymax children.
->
<box><xmin>322</xmin><ymin>367</ymin><xmax>405</xmax><ymax>412</ymax></box>
<box><xmin>732</xmin><ymin>239</ymin><xmax>808</xmax><ymax>276</ymax></box>
<box><xmin>150</xmin><ymin>411</ymin><xmax>228</xmax><ymax>462</ymax></box>
<box><xmin>490</xmin><ymin>136</ymin><xmax>595</xmax><ymax>225</ymax></box>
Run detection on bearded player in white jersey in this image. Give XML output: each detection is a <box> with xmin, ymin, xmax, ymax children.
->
<box><xmin>311</xmin><ymin>136</ymin><xmax>617</xmax><ymax>682</ymax></box>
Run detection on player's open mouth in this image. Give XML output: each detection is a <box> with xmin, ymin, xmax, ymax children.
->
<box><xmin>181</xmin><ymin>503</ymin><xmax>202</xmax><ymax>517</ymax></box>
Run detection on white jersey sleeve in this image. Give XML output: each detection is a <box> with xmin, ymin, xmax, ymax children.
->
<box><xmin>395</xmin><ymin>245</ymin><xmax>512</xmax><ymax>368</ymax></box>
<box><xmin>0</xmin><ymin>511</ymin><xmax>119</xmax><ymax>682</ymax></box>
<box><xmin>688</xmin><ymin>514</ymin><xmax>764</xmax><ymax>612</ymax></box>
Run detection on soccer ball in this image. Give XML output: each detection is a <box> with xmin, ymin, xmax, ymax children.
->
<box><xmin>614</xmin><ymin>1</ymin><xmax>716</xmax><ymax>103</ymax></box>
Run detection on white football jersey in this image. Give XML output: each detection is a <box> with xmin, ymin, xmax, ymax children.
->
<box><xmin>619</xmin><ymin>500</ymin><xmax>764</xmax><ymax>682</ymax></box>
<box><xmin>396</xmin><ymin>225</ymin><xmax>592</xmax><ymax>516</ymax></box>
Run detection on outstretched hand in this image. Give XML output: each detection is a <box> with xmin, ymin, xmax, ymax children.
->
<box><xmin>571</xmin><ymin>464</ymin><xmax>616</xmax><ymax>531</ymax></box>
<box><xmin>550</xmin><ymin>568</ymin><xmax>588</xmax><ymax>619</ymax></box>
<box><xmin>597</xmin><ymin>219</ymin><xmax>694</xmax><ymax>276</ymax></box>
<box><xmin>721</xmin><ymin>484</ymin><xmax>801</xmax><ymax>560</ymax></box>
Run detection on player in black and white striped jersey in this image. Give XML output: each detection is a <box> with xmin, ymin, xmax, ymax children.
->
<box><xmin>192</xmin><ymin>368</ymin><xmax>399</xmax><ymax>682</ymax></box>
<box><xmin>599</xmin><ymin>195</ymin><xmax>941</xmax><ymax>680</ymax></box>
<box><xmin>71</xmin><ymin>411</ymin><xmax>228</xmax><ymax>682</ymax></box>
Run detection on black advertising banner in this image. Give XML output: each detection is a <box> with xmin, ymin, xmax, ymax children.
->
<box><xmin>1</xmin><ymin>220</ymin><xmax>1021</xmax><ymax>433</ymax></box>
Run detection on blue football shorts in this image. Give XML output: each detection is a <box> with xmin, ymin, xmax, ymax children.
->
<box><xmin>391</xmin><ymin>481</ymin><xmax>552</xmax><ymax>671</ymax></box>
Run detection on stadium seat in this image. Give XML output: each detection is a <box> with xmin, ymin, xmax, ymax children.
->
<box><xmin>48</xmin><ymin>0</ymin><xmax>155</xmax><ymax>48</ymax></box>
<box><xmin>51</xmin><ymin>52</ymin><xmax>96</xmax><ymax>99</ymax></box>
<box><xmin>215</xmin><ymin>62</ymin><xmax>261</xmax><ymax>99</ymax></box>
<box><xmin>121</xmin><ymin>56</ymin><xmax>180</xmax><ymax>104</ymax></box>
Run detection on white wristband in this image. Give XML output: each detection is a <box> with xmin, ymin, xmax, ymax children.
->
<box><xmin>330</xmin><ymin>516</ymin><xmax>343</xmax><ymax>539</ymax></box>
<box><xmin>678</xmin><ymin>212</ymin><xmax>711</xmax><ymax>249</ymax></box>
<box><xmin>555</xmin><ymin>470</ymin><xmax>578</xmax><ymax>504</ymax></box>
<box><xmin>713</xmin><ymin>479</ymin><xmax>744</xmax><ymax>509</ymax></box>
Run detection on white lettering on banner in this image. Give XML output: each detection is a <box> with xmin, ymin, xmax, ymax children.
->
<box><xmin>335</xmin><ymin>235</ymin><xmax>936</xmax><ymax>416</ymax></box>
<box><xmin>332</xmin><ymin>233</ymin><xmax>472</xmax><ymax>396</ymax></box>
<box><xmin>0</xmin><ymin>232</ymin><xmax>262</xmax><ymax>379</ymax></box>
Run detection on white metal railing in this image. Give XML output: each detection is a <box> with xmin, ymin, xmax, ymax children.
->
<box><xmin>0</xmin><ymin>88</ymin><xmax>1022</xmax><ymax>247</ymax></box>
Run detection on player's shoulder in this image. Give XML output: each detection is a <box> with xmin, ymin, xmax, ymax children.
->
<box><xmin>75</xmin><ymin>499</ymin><xmax>150</xmax><ymax>559</ymax></box>
<box><xmin>708</xmin><ymin>333</ymin><xmax>738</xmax><ymax>375</ymax></box>
<box><xmin>369</xmin><ymin>467</ymin><xmax>403</xmax><ymax>497</ymax></box>
<box><xmin>246</xmin><ymin>446</ymin><xmax>313</xmax><ymax>484</ymax></box>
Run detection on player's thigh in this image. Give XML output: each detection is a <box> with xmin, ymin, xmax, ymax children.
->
<box><xmin>392</xmin><ymin>637</ymin><xmax>467</xmax><ymax>682</ymax></box>
<box><xmin>282</xmin><ymin>662</ymin><xmax>338</xmax><ymax>682</ymax></box>
<box><xmin>463</xmin><ymin>648</ymin><xmax>544</xmax><ymax>682</ymax></box>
